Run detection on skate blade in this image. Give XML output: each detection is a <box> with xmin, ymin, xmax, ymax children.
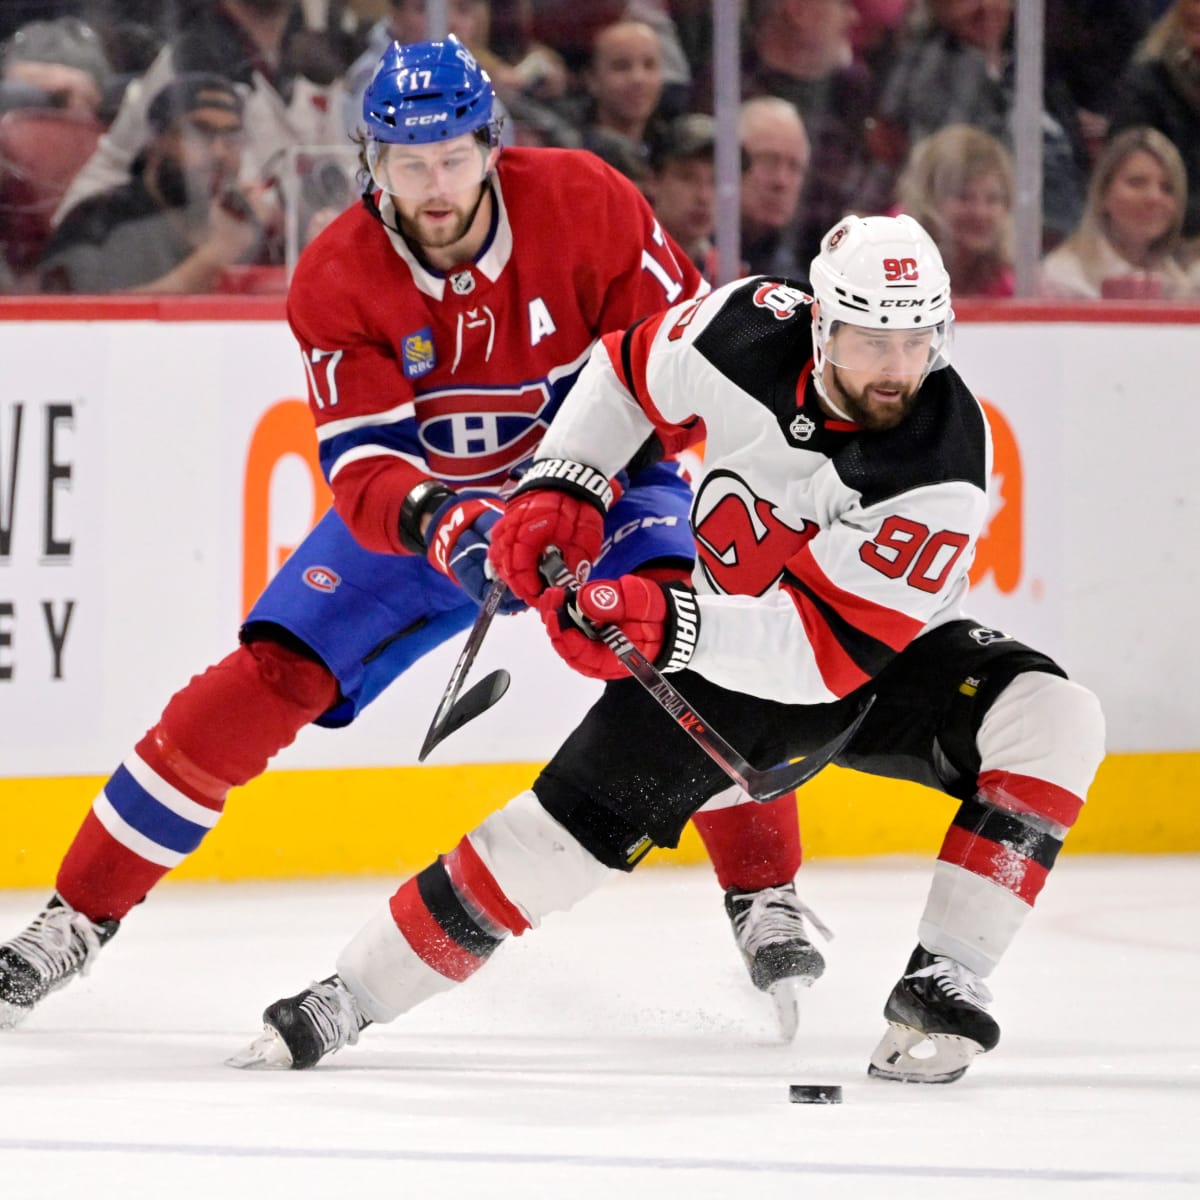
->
<box><xmin>866</xmin><ymin>1021</ymin><xmax>982</xmax><ymax>1084</ymax></box>
<box><xmin>769</xmin><ymin>976</ymin><xmax>814</xmax><ymax>1043</ymax></box>
<box><xmin>226</xmin><ymin>1025</ymin><xmax>295</xmax><ymax>1070</ymax></box>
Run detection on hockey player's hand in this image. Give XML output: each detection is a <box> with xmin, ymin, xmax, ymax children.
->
<box><xmin>426</xmin><ymin>492</ymin><xmax>525</xmax><ymax>612</ymax></box>
<box><xmin>538</xmin><ymin>575</ymin><xmax>701</xmax><ymax>680</ymax></box>
<box><xmin>489</xmin><ymin>459</ymin><xmax>613</xmax><ymax>603</ymax></box>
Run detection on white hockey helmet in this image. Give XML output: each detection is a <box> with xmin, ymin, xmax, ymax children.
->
<box><xmin>809</xmin><ymin>214</ymin><xmax>953</xmax><ymax>379</ymax></box>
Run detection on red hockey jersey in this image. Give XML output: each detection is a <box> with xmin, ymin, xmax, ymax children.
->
<box><xmin>535</xmin><ymin>277</ymin><xmax>993</xmax><ymax>706</ymax></box>
<box><xmin>287</xmin><ymin>147</ymin><xmax>706</xmax><ymax>555</ymax></box>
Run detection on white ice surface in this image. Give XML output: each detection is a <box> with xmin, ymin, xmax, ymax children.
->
<box><xmin>1</xmin><ymin>857</ymin><xmax>1198</xmax><ymax>1198</ymax></box>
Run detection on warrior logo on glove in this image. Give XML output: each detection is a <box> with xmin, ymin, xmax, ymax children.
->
<box><xmin>584</xmin><ymin>584</ymin><xmax>621</xmax><ymax>613</ymax></box>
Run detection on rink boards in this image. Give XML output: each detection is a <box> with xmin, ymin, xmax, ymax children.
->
<box><xmin>2</xmin><ymin>297</ymin><xmax>1198</xmax><ymax>884</ymax></box>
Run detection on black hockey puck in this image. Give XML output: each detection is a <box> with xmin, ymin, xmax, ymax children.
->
<box><xmin>788</xmin><ymin>1084</ymin><xmax>842</xmax><ymax>1104</ymax></box>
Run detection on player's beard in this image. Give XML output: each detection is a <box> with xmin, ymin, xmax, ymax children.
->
<box><xmin>396</xmin><ymin>185</ymin><xmax>489</xmax><ymax>251</ymax></box>
<box><xmin>829</xmin><ymin>365</ymin><xmax>921</xmax><ymax>431</ymax></box>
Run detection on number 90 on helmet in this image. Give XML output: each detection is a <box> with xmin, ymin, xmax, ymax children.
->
<box><xmin>809</xmin><ymin>214</ymin><xmax>954</xmax><ymax>380</ymax></box>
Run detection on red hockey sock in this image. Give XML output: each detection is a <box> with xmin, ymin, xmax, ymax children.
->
<box><xmin>56</xmin><ymin>641</ymin><xmax>338</xmax><ymax>921</ymax></box>
<box><xmin>690</xmin><ymin>792</ymin><xmax>802</xmax><ymax>891</ymax></box>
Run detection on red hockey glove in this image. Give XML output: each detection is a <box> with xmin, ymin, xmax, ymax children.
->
<box><xmin>537</xmin><ymin>575</ymin><xmax>701</xmax><ymax>680</ymax></box>
<box><xmin>425</xmin><ymin>492</ymin><xmax>525</xmax><ymax>613</ymax></box>
<box><xmin>488</xmin><ymin>459</ymin><xmax>614</xmax><ymax>604</ymax></box>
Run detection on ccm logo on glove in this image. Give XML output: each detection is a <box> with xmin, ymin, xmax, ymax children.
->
<box><xmin>429</xmin><ymin>499</ymin><xmax>500</xmax><ymax>576</ymax></box>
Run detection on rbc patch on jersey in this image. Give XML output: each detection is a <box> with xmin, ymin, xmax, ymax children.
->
<box><xmin>303</xmin><ymin>565</ymin><xmax>341</xmax><ymax>593</ymax></box>
<box><xmin>402</xmin><ymin>328</ymin><xmax>436</xmax><ymax>379</ymax></box>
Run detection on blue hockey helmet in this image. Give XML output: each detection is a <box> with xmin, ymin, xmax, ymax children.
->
<box><xmin>362</xmin><ymin>35</ymin><xmax>500</xmax><ymax>147</ymax></box>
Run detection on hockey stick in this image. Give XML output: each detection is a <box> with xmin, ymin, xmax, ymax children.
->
<box><xmin>418</xmin><ymin>576</ymin><xmax>512</xmax><ymax>761</ymax></box>
<box><xmin>542</xmin><ymin>550</ymin><xmax>873</xmax><ymax>802</ymax></box>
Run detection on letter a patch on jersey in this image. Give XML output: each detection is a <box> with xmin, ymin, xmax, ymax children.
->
<box><xmin>528</xmin><ymin>298</ymin><xmax>557</xmax><ymax>346</ymax></box>
<box><xmin>402</xmin><ymin>328</ymin><xmax>436</xmax><ymax>379</ymax></box>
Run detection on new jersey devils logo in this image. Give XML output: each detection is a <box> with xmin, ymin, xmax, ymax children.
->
<box><xmin>693</xmin><ymin>471</ymin><xmax>817</xmax><ymax>595</ymax></box>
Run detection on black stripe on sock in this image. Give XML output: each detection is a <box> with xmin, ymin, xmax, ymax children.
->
<box><xmin>415</xmin><ymin>862</ymin><xmax>504</xmax><ymax>960</ymax></box>
<box><xmin>952</xmin><ymin>797</ymin><xmax>1063</xmax><ymax>872</ymax></box>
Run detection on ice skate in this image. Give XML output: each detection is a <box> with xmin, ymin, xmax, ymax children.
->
<box><xmin>724</xmin><ymin>882</ymin><xmax>831</xmax><ymax>1041</ymax></box>
<box><xmin>868</xmin><ymin>945</ymin><xmax>1000</xmax><ymax>1084</ymax></box>
<box><xmin>0</xmin><ymin>895</ymin><xmax>120</xmax><ymax>1028</ymax></box>
<box><xmin>228</xmin><ymin>975</ymin><xmax>371</xmax><ymax>1070</ymax></box>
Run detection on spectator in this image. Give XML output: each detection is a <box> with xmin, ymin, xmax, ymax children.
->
<box><xmin>850</xmin><ymin>0</ymin><xmax>913</xmax><ymax>73</ymax></box>
<box><xmin>0</xmin><ymin>15</ymin><xmax>113</xmax><ymax>119</ymax></box>
<box><xmin>1110</xmin><ymin>0</ymin><xmax>1200</xmax><ymax>238</ymax></box>
<box><xmin>873</xmin><ymin>0</ymin><xmax>1088</xmax><ymax>245</ymax></box>
<box><xmin>739</xmin><ymin>95</ymin><xmax>809</xmax><ymax>276</ymax></box>
<box><xmin>1040</xmin><ymin>125</ymin><xmax>1198</xmax><ymax>299</ymax></box>
<box><xmin>1044</xmin><ymin>0</ymin><xmax>1157</xmax><ymax>162</ymax></box>
<box><xmin>575</xmin><ymin>19</ymin><xmax>668</xmax><ymax>167</ymax></box>
<box><xmin>648</xmin><ymin>111</ymin><xmax>716</xmax><ymax>279</ymax></box>
<box><xmin>743</xmin><ymin>0</ymin><xmax>885</xmax><ymax>267</ymax></box>
<box><xmin>586</xmin><ymin>125</ymin><xmax>652</xmax><ymax>191</ymax></box>
<box><xmin>897</xmin><ymin>122</ymin><xmax>1014</xmax><ymax>297</ymax></box>
<box><xmin>38</xmin><ymin>73</ymin><xmax>266</xmax><ymax>293</ymax></box>
<box><xmin>530</xmin><ymin>0</ymin><xmax>691</xmax><ymax>113</ymax></box>
<box><xmin>53</xmin><ymin>1</ymin><xmax>346</xmax><ymax>235</ymax></box>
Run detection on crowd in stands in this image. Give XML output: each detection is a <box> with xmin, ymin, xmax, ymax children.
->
<box><xmin>2</xmin><ymin>0</ymin><xmax>1198</xmax><ymax>300</ymax></box>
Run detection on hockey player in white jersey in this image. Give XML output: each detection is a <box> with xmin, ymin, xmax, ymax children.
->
<box><xmin>231</xmin><ymin>214</ymin><xmax>1105</xmax><ymax>1082</ymax></box>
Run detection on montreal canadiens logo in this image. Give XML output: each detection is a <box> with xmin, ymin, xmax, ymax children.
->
<box><xmin>303</xmin><ymin>566</ymin><xmax>341</xmax><ymax>593</ymax></box>
<box><xmin>586</xmin><ymin>583</ymin><xmax>620</xmax><ymax>611</ymax></box>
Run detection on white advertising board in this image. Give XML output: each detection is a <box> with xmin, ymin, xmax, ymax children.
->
<box><xmin>0</xmin><ymin>310</ymin><xmax>1196</xmax><ymax>777</ymax></box>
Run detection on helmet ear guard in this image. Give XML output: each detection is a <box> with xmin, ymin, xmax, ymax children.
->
<box><xmin>362</xmin><ymin>34</ymin><xmax>502</xmax><ymax>148</ymax></box>
<box><xmin>809</xmin><ymin>214</ymin><xmax>954</xmax><ymax>379</ymax></box>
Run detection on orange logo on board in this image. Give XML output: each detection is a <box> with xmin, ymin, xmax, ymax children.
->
<box><xmin>970</xmin><ymin>398</ymin><xmax>1022</xmax><ymax>594</ymax></box>
<box><xmin>242</xmin><ymin>399</ymin><xmax>332</xmax><ymax>616</ymax></box>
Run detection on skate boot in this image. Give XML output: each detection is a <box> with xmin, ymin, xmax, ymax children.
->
<box><xmin>0</xmin><ymin>895</ymin><xmax>120</xmax><ymax>1028</ymax></box>
<box><xmin>724</xmin><ymin>882</ymin><xmax>831</xmax><ymax>1041</ymax></box>
<box><xmin>227</xmin><ymin>975</ymin><xmax>371</xmax><ymax>1070</ymax></box>
<box><xmin>868</xmin><ymin>945</ymin><xmax>1000</xmax><ymax>1084</ymax></box>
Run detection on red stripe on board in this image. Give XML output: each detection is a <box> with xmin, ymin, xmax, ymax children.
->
<box><xmin>389</xmin><ymin>878</ymin><xmax>487</xmax><ymax>982</ymax></box>
<box><xmin>6</xmin><ymin>296</ymin><xmax>1200</xmax><ymax>326</ymax></box>
<box><xmin>787</xmin><ymin>544</ymin><xmax>923</xmax><ymax>651</ymax></box>
<box><xmin>938</xmin><ymin>824</ymin><xmax>1049</xmax><ymax>905</ymax></box>
<box><xmin>977</xmin><ymin>769</ymin><xmax>1084</xmax><ymax>829</ymax></box>
<box><xmin>953</xmin><ymin>298</ymin><xmax>1200</xmax><ymax>324</ymax></box>
<box><xmin>0</xmin><ymin>295</ymin><xmax>287</xmax><ymax>321</ymax></box>
<box><xmin>447</xmin><ymin>837</ymin><xmax>531</xmax><ymax>936</ymax></box>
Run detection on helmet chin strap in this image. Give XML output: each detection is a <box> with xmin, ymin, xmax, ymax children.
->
<box><xmin>360</xmin><ymin>172</ymin><xmax>496</xmax><ymax>250</ymax></box>
<box><xmin>810</xmin><ymin>325</ymin><xmax>854</xmax><ymax>421</ymax></box>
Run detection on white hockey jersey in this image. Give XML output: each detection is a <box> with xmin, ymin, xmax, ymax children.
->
<box><xmin>537</xmin><ymin>276</ymin><xmax>993</xmax><ymax>706</ymax></box>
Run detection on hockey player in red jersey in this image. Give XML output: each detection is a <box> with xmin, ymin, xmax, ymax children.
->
<box><xmin>0</xmin><ymin>38</ymin><xmax>814</xmax><ymax>1034</ymax></box>
<box><xmin>231</xmin><ymin>213</ymin><xmax>1105</xmax><ymax>1083</ymax></box>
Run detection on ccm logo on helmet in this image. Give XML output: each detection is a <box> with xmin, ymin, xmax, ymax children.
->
<box><xmin>406</xmin><ymin>112</ymin><xmax>450</xmax><ymax>125</ymax></box>
<box><xmin>879</xmin><ymin>298</ymin><xmax>927</xmax><ymax>307</ymax></box>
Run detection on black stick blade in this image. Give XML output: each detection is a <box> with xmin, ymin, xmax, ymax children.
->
<box><xmin>743</xmin><ymin>694</ymin><xmax>875</xmax><ymax>801</ymax></box>
<box><xmin>418</xmin><ymin>669</ymin><xmax>512</xmax><ymax>761</ymax></box>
